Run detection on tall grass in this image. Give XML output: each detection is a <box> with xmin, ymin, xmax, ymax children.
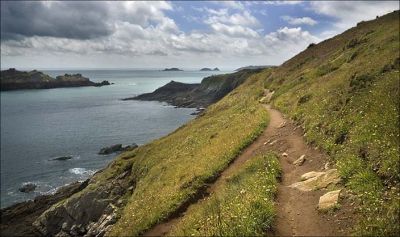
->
<box><xmin>170</xmin><ymin>153</ymin><xmax>281</xmax><ymax>236</ymax></box>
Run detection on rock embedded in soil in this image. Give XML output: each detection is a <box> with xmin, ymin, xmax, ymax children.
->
<box><xmin>277</xmin><ymin>121</ymin><xmax>286</xmax><ymax>128</ymax></box>
<box><xmin>293</xmin><ymin>155</ymin><xmax>306</xmax><ymax>166</ymax></box>
<box><xmin>19</xmin><ymin>183</ymin><xmax>37</xmax><ymax>193</ymax></box>
<box><xmin>318</xmin><ymin>190</ymin><xmax>341</xmax><ymax>211</ymax></box>
<box><xmin>301</xmin><ymin>171</ymin><xmax>325</xmax><ymax>181</ymax></box>
<box><xmin>289</xmin><ymin>169</ymin><xmax>341</xmax><ymax>192</ymax></box>
<box><xmin>282</xmin><ymin>152</ymin><xmax>288</xmax><ymax>157</ymax></box>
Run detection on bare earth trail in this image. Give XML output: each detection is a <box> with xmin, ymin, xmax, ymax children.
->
<box><xmin>144</xmin><ymin>103</ymin><xmax>352</xmax><ymax>236</ymax></box>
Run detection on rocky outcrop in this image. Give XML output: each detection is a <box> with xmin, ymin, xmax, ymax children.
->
<box><xmin>1</xmin><ymin>180</ymin><xmax>89</xmax><ymax>236</ymax></box>
<box><xmin>0</xmin><ymin>69</ymin><xmax>111</xmax><ymax>91</ymax></box>
<box><xmin>52</xmin><ymin>156</ymin><xmax>73</xmax><ymax>161</ymax></box>
<box><xmin>318</xmin><ymin>190</ymin><xmax>341</xmax><ymax>211</ymax></box>
<box><xmin>98</xmin><ymin>143</ymin><xmax>138</xmax><ymax>155</ymax></box>
<box><xmin>19</xmin><ymin>183</ymin><xmax>37</xmax><ymax>193</ymax></box>
<box><xmin>32</xmin><ymin>162</ymin><xmax>135</xmax><ymax>237</ymax></box>
<box><xmin>123</xmin><ymin>69</ymin><xmax>262</xmax><ymax>108</ymax></box>
<box><xmin>289</xmin><ymin>169</ymin><xmax>341</xmax><ymax>192</ymax></box>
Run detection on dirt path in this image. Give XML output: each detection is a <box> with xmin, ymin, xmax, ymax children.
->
<box><xmin>265</xmin><ymin>106</ymin><xmax>349</xmax><ymax>236</ymax></box>
<box><xmin>144</xmin><ymin>103</ymin><xmax>352</xmax><ymax>236</ymax></box>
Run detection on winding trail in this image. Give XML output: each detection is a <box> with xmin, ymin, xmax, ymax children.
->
<box><xmin>143</xmin><ymin>102</ymin><xmax>352</xmax><ymax>236</ymax></box>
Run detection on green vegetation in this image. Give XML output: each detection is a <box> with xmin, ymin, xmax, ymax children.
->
<box><xmin>32</xmin><ymin>11</ymin><xmax>398</xmax><ymax>237</ymax></box>
<box><xmin>108</xmin><ymin>73</ymin><xmax>269</xmax><ymax>236</ymax></box>
<box><xmin>258</xmin><ymin>11</ymin><xmax>399</xmax><ymax>235</ymax></box>
<box><xmin>170</xmin><ymin>153</ymin><xmax>280</xmax><ymax>236</ymax></box>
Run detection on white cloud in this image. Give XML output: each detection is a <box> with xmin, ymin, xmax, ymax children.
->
<box><xmin>1</xmin><ymin>1</ymin><xmax>323</xmax><ymax>69</ymax></box>
<box><xmin>263</xmin><ymin>1</ymin><xmax>303</xmax><ymax>6</ymax></box>
<box><xmin>205</xmin><ymin>10</ymin><xmax>260</xmax><ymax>27</ymax></box>
<box><xmin>264</xmin><ymin>27</ymin><xmax>319</xmax><ymax>55</ymax></box>
<box><xmin>282</xmin><ymin>16</ymin><xmax>317</xmax><ymax>26</ymax></box>
<box><xmin>210</xmin><ymin>23</ymin><xmax>260</xmax><ymax>38</ymax></box>
<box><xmin>310</xmin><ymin>1</ymin><xmax>399</xmax><ymax>31</ymax></box>
<box><xmin>211</xmin><ymin>1</ymin><xmax>245</xmax><ymax>10</ymax></box>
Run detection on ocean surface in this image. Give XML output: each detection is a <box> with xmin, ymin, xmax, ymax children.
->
<box><xmin>0</xmin><ymin>69</ymin><xmax>229</xmax><ymax>208</ymax></box>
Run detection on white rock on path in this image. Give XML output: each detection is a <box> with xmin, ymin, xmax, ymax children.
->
<box><xmin>318</xmin><ymin>189</ymin><xmax>341</xmax><ymax>211</ymax></box>
<box><xmin>293</xmin><ymin>155</ymin><xmax>306</xmax><ymax>166</ymax></box>
<box><xmin>282</xmin><ymin>152</ymin><xmax>288</xmax><ymax>157</ymax></box>
<box><xmin>301</xmin><ymin>171</ymin><xmax>325</xmax><ymax>181</ymax></box>
<box><xmin>277</xmin><ymin>121</ymin><xmax>286</xmax><ymax>128</ymax></box>
<box><xmin>289</xmin><ymin>169</ymin><xmax>341</xmax><ymax>192</ymax></box>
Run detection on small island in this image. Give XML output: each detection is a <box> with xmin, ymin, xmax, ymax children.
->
<box><xmin>162</xmin><ymin>68</ymin><xmax>183</xmax><ymax>71</ymax></box>
<box><xmin>200</xmin><ymin>67</ymin><xmax>220</xmax><ymax>71</ymax></box>
<box><xmin>0</xmin><ymin>68</ymin><xmax>111</xmax><ymax>91</ymax></box>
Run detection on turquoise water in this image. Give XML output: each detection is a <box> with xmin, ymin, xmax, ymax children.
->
<box><xmin>0</xmin><ymin>69</ymin><xmax>229</xmax><ymax>208</ymax></box>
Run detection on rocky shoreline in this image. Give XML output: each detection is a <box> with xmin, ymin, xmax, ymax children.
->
<box><xmin>1</xmin><ymin>180</ymin><xmax>90</xmax><ymax>236</ymax></box>
<box><xmin>0</xmin><ymin>69</ymin><xmax>111</xmax><ymax>91</ymax></box>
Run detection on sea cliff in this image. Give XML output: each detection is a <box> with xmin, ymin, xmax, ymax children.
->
<box><xmin>123</xmin><ymin>68</ymin><xmax>264</xmax><ymax>108</ymax></box>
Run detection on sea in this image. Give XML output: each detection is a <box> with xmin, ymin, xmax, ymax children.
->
<box><xmin>0</xmin><ymin>69</ymin><xmax>230</xmax><ymax>208</ymax></box>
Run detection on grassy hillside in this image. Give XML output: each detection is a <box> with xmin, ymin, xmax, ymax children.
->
<box><xmin>258</xmin><ymin>11</ymin><xmax>399</xmax><ymax>235</ymax></box>
<box><xmin>28</xmin><ymin>10</ymin><xmax>398</xmax><ymax>237</ymax></box>
<box><xmin>108</xmin><ymin>73</ymin><xmax>269</xmax><ymax>236</ymax></box>
<box><xmin>170</xmin><ymin>153</ymin><xmax>280</xmax><ymax>236</ymax></box>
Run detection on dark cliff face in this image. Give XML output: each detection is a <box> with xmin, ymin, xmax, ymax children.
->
<box><xmin>0</xmin><ymin>69</ymin><xmax>110</xmax><ymax>91</ymax></box>
<box><xmin>123</xmin><ymin>69</ymin><xmax>262</xmax><ymax>108</ymax></box>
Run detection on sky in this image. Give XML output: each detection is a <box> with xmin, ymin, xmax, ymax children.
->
<box><xmin>1</xmin><ymin>1</ymin><xmax>399</xmax><ymax>70</ymax></box>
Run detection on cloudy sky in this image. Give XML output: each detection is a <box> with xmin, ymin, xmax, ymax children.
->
<box><xmin>1</xmin><ymin>1</ymin><xmax>398</xmax><ymax>70</ymax></box>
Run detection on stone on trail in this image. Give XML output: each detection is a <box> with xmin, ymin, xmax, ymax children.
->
<box><xmin>289</xmin><ymin>169</ymin><xmax>341</xmax><ymax>192</ymax></box>
<box><xmin>269</xmin><ymin>140</ymin><xmax>277</xmax><ymax>145</ymax></box>
<box><xmin>318</xmin><ymin>189</ymin><xmax>341</xmax><ymax>211</ymax></box>
<box><xmin>282</xmin><ymin>152</ymin><xmax>288</xmax><ymax>157</ymax></box>
<box><xmin>293</xmin><ymin>154</ymin><xmax>306</xmax><ymax>166</ymax></box>
<box><xmin>301</xmin><ymin>171</ymin><xmax>325</xmax><ymax>181</ymax></box>
<box><xmin>277</xmin><ymin>121</ymin><xmax>286</xmax><ymax>128</ymax></box>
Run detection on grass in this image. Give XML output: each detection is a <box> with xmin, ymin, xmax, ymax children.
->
<box><xmin>33</xmin><ymin>10</ymin><xmax>398</xmax><ymax>237</ymax></box>
<box><xmin>106</xmin><ymin>72</ymin><xmax>269</xmax><ymax>236</ymax></box>
<box><xmin>258</xmin><ymin>11</ymin><xmax>399</xmax><ymax>235</ymax></box>
<box><xmin>170</xmin><ymin>153</ymin><xmax>281</xmax><ymax>236</ymax></box>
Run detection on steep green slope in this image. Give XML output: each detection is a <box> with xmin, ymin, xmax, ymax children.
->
<box><xmin>259</xmin><ymin>11</ymin><xmax>399</xmax><ymax>235</ymax></box>
<box><xmin>170</xmin><ymin>153</ymin><xmax>280</xmax><ymax>236</ymax></box>
<box><xmin>108</xmin><ymin>74</ymin><xmax>269</xmax><ymax>235</ymax></box>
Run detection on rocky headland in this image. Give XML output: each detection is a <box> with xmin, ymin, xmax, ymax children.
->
<box><xmin>123</xmin><ymin>68</ymin><xmax>263</xmax><ymax>108</ymax></box>
<box><xmin>0</xmin><ymin>68</ymin><xmax>111</xmax><ymax>91</ymax></box>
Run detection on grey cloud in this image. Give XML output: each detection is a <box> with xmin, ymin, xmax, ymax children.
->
<box><xmin>1</xmin><ymin>1</ymin><xmax>113</xmax><ymax>41</ymax></box>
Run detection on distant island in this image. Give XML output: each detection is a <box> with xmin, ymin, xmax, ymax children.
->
<box><xmin>0</xmin><ymin>68</ymin><xmax>111</xmax><ymax>91</ymax></box>
<box><xmin>200</xmin><ymin>67</ymin><xmax>220</xmax><ymax>71</ymax></box>
<box><xmin>235</xmin><ymin>65</ymin><xmax>275</xmax><ymax>71</ymax></box>
<box><xmin>162</xmin><ymin>68</ymin><xmax>183</xmax><ymax>71</ymax></box>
